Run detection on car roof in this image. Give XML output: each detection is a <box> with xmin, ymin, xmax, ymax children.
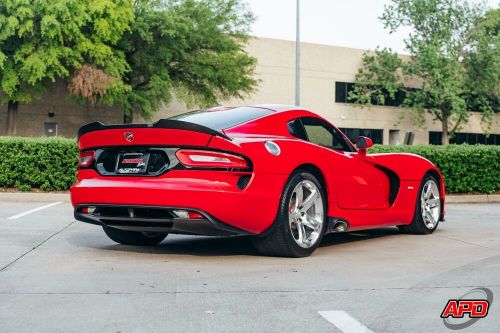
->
<box><xmin>206</xmin><ymin>104</ymin><xmax>304</xmax><ymax>113</ymax></box>
<box><xmin>249</xmin><ymin>104</ymin><xmax>302</xmax><ymax>112</ymax></box>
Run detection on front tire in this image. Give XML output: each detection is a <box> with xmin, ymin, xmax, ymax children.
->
<box><xmin>398</xmin><ymin>174</ymin><xmax>441</xmax><ymax>234</ymax></box>
<box><xmin>253</xmin><ymin>171</ymin><xmax>327</xmax><ymax>257</ymax></box>
<box><xmin>103</xmin><ymin>226</ymin><xmax>168</xmax><ymax>246</ymax></box>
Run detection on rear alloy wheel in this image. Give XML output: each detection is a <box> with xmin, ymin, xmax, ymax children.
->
<box><xmin>253</xmin><ymin>171</ymin><xmax>326</xmax><ymax>257</ymax></box>
<box><xmin>399</xmin><ymin>175</ymin><xmax>441</xmax><ymax>234</ymax></box>
<box><xmin>103</xmin><ymin>226</ymin><xmax>168</xmax><ymax>246</ymax></box>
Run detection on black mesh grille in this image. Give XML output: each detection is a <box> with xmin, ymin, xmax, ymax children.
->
<box><xmin>237</xmin><ymin>175</ymin><xmax>251</xmax><ymax>189</ymax></box>
<box><xmin>147</xmin><ymin>153</ymin><xmax>167</xmax><ymax>173</ymax></box>
<box><xmin>93</xmin><ymin>206</ymin><xmax>175</xmax><ymax>219</ymax></box>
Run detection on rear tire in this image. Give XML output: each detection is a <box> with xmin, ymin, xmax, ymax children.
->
<box><xmin>398</xmin><ymin>174</ymin><xmax>441</xmax><ymax>235</ymax></box>
<box><xmin>103</xmin><ymin>226</ymin><xmax>167</xmax><ymax>246</ymax></box>
<box><xmin>253</xmin><ymin>171</ymin><xmax>327</xmax><ymax>257</ymax></box>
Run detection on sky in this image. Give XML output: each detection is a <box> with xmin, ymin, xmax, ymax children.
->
<box><xmin>247</xmin><ymin>0</ymin><xmax>499</xmax><ymax>54</ymax></box>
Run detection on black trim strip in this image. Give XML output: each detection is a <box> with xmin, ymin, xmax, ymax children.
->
<box><xmin>77</xmin><ymin>119</ymin><xmax>231</xmax><ymax>141</ymax></box>
<box><xmin>79</xmin><ymin>146</ymin><xmax>254</xmax><ymax>175</ymax></box>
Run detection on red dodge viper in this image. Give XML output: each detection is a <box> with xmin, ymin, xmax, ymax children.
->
<box><xmin>71</xmin><ymin>105</ymin><xmax>445</xmax><ymax>257</ymax></box>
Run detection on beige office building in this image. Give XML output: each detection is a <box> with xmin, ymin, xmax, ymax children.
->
<box><xmin>1</xmin><ymin>37</ymin><xmax>499</xmax><ymax>144</ymax></box>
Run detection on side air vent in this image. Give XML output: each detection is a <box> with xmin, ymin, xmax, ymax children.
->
<box><xmin>376</xmin><ymin>165</ymin><xmax>400</xmax><ymax>205</ymax></box>
<box><xmin>237</xmin><ymin>175</ymin><xmax>252</xmax><ymax>190</ymax></box>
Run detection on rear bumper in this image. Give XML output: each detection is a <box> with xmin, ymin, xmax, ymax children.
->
<box><xmin>75</xmin><ymin>204</ymin><xmax>250</xmax><ymax>236</ymax></box>
<box><xmin>71</xmin><ymin>169</ymin><xmax>287</xmax><ymax>234</ymax></box>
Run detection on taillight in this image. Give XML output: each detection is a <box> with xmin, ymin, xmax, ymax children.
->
<box><xmin>78</xmin><ymin>151</ymin><xmax>95</xmax><ymax>168</ymax></box>
<box><xmin>175</xmin><ymin>149</ymin><xmax>249</xmax><ymax>170</ymax></box>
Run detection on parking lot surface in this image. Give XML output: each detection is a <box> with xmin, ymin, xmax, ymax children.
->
<box><xmin>0</xmin><ymin>201</ymin><xmax>499</xmax><ymax>333</ymax></box>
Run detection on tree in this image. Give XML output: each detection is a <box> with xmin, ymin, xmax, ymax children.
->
<box><xmin>349</xmin><ymin>0</ymin><xmax>489</xmax><ymax>144</ymax></box>
<box><xmin>0</xmin><ymin>0</ymin><xmax>133</xmax><ymax>135</ymax></box>
<box><xmin>348</xmin><ymin>48</ymin><xmax>405</xmax><ymax>106</ymax></box>
<box><xmin>68</xmin><ymin>64</ymin><xmax>118</xmax><ymax>106</ymax></box>
<box><xmin>464</xmin><ymin>8</ymin><xmax>499</xmax><ymax>124</ymax></box>
<box><xmin>118</xmin><ymin>0</ymin><xmax>257</xmax><ymax>123</ymax></box>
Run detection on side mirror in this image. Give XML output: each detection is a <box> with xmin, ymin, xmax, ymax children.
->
<box><xmin>356</xmin><ymin>136</ymin><xmax>374</xmax><ymax>152</ymax></box>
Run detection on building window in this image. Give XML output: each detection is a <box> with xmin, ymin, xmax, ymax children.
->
<box><xmin>338</xmin><ymin>128</ymin><xmax>383</xmax><ymax>145</ymax></box>
<box><xmin>335</xmin><ymin>81</ymin><xmax>407</xmax><ymax>107</ymax></box>
<box><xmin>429</xmin><ymin>131</ymin><xmax>500</xmax><ymax>145</ymax></box>
<box><xmin>335</xmin><ymin>82</ymin><xmax>354</xmax><ymax>103</ymax></box>
<box><xmin>429</xmin><ymin>132</ymin><xmax>442</xmax><ymax>145</ymax></box>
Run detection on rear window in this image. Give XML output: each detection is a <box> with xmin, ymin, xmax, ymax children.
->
<box><xmin>168</xmin><ymin>107</ymin><xmax>274</xmax><ymax>131</ymax></box>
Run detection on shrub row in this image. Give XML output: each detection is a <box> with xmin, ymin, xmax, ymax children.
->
<box><xmin>0</xmin><ymin>137</ymin><xmax>498</xmax><ymax>193</ymax></box>
<box><xmin>0</xmin><ymin>137</ymin><xmax>78</xmax><ymax>191</ymax></box>
<box><xmin>370</xmin><ymin>144</ymin><xmax>500</xmax><ymax>194</ymax></box>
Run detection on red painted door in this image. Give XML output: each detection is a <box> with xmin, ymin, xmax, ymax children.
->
<box><xmin>298</xmin><ymin>116</ymin><xmax>390</xmax><ymax>210</ymax></box>
<box><xmin>333</xmin><ymin>152</ymin><xmax>390</xmax><ymax>210</ymax></box>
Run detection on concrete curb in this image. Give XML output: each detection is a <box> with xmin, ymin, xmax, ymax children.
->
<box><xmin>0</xmin><ymin>191</ymin><xmax>498</xmax><ymax>204</ymax></box>
<box><xmin>446</xmin><ymin>194</ymin><xmax>500</xmax><ymax>204</ymax></box>
<box><xmin>0</xmin><ymin>192</ymin><xmax>70</xmax><ymax>203</ymax></box>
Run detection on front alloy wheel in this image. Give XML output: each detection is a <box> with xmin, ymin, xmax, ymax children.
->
<box><xmin>399</xmin><ymin>174</ymin><xmax>441</xmax><ymax>234</ymax></box>
<box><xmin>253</xmin><ymin>171</ymin><xmax>326</xmax><ymax>257</ymax></box>
<box><xmin>420</xmin><ymin>179</ymin><xmax>441</xmax><ymax>230</ymax></box>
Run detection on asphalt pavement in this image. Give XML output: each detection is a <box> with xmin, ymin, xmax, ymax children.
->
<box><xmin>0</xmin><ymin>201</ymin><xmax>499</xmax><ymax>333</ymax></box>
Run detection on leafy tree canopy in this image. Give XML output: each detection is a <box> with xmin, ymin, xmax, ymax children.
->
<box><xmin>0</xmin><ymin>0</ymin><xmax>133</xmax><ymax>102</ymax></box>
<box><xmin>0</xmin><ymin>0</ymin><xmax>134</xmax><ymax>134</ymax></box>
<box><xmin>118</xmin><ymin>0</ymin><xmax>258</xmax><ymax>122</ymax></box>
<box><xmin>348</xmin><ymin>48</ymin><xmax>405</xmax><ymax>106</ymax></box>
<box><xmin>464</xmin><ymin>8</ymin><xmax>499</xmax><ymax>119</ymax></box>
<box><xmin>1</xmin><ymin>0</ymin><xmax>258</xmax><ymax>130</ymax></box>
<box><xmin>349</xmin><ymin>0</ymin><xmax>498</xmax><ymax>144</ymax></box>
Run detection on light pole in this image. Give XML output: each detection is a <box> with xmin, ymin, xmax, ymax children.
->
<box><xmin>295</xmin><ymin>0</ymin><xmax>300</xmax><ymax>106</ymax></box>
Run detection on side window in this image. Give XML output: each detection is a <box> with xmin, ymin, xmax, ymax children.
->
<box><xmin>287</xmin><ymin>119</ymin><xmax>308</xmax><ymax>140</ymax></box>
<box><xmin>301</xmin><ymin>117</ymin><xmax>353</xmax><ymax>152</ymax></box>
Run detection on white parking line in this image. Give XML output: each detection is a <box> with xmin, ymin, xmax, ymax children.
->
<box><xmin>7</xmin><ymin>201</ymin><xmax>64</xmax><ymax>220</ymax></box>
<box><xmin>319</xmin><ymin>310</ymin><xmax>375</xmax><ymax>333</ymax></box>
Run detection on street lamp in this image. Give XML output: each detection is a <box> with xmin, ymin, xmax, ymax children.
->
<box><xmin>295</xmin><ymin>0</ymin><xmax>300</xmax><ymax>106</ymax></box>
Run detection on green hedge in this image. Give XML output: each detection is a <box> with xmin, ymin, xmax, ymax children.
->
<box><xmin>0</xmin><ymin>137</ymin><xmax>78</xmax><ymax>191</ymax></box>
<box><xmin>371</xmin><ymin>144</ymin><xmax>500</xmax><ymax>194</ymax></box>
<box><xmin>0</xmin><ymin>137</ymin><xmax>498</xmax><ymax>193</ymax></box>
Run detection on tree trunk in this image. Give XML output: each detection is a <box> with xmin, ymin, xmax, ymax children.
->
<box><xmin>123</xmin><ymin>111</ymin><xmax>133</xmax><ymax>124</ymax></box>
<box><xmin>6</xmin><ymin>101</ymin><xmax>19</xmax><ymax>136</ymax></box>
<box><xmin>441</xmin><ymin>116</ymin><xmax>449</xmax><ymax>145</ymax></box>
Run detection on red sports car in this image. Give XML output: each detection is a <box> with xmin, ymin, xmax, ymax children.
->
<box><xmin>71</xmin><ymin>105</ymin><xmax>445</xmax><ymax>257</ymax></box>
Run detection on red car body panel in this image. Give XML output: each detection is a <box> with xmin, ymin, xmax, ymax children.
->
<box><xmin>71</xmin><ymin>169</ymin><xmax>286</xmax><ymax>234</ymax></box>
<box><xmin>71</xmin><ymin>105</ymin><xmax>445</xmax><ymax>235</ymax></box>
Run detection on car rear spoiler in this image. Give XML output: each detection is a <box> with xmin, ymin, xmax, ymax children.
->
<box><xmin>77</xmin><ymin>119</ymin><xmax>231</xmax><ymax>141</ymax></box>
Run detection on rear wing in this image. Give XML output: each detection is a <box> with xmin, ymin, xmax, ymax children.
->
<box><xmin>77</xmin><ymin>119</ymin><xmax>231</xmax><ymax>141</ymax></box>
